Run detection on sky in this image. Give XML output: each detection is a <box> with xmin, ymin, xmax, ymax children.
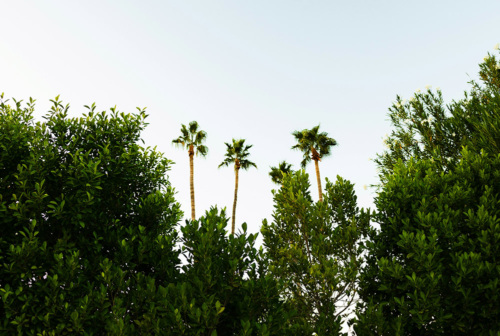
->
<box><xmin>2</xmin><ymin>0</ymin><xmax>500</xmax><ymax>241</ymax></box>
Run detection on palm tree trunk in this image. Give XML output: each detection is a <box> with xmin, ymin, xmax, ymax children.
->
<box><xmin>231</xmin><ymin>166</ymin><xmax>239</xmax><ymax>234</ymax></box>
<box><xmin>314</xmin><ymin>158</ymin><xmax>323</xmax><ymax>202</ymax></box>
<box><xmin>189</xmin><ymin>146</ymin><xmax>195</xmax><ymax>220</ymax></box>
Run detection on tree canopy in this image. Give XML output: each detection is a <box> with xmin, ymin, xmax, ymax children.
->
<box><xmin>0</xmin><ymin>97</ymin><xmax>284</xmax><ymax>335</ymax></box>
<box><xmin>0</xmin><ymin>96</ymin><xmax>182</xmax><ymax>334</ymax></box>
<box><xmin>262</xmin><ymin>170</ymin><xmax>370</xmax><ymax>335</ymax></box>
<box><xmin>354</xmin><ymin>50</ymin><xmax>500</xmax><ymax>335</ymax></box>
<box><xmin>2</xmin><ymin>45</ymin><xmax>500</xmax><ymax>335</ymax></box>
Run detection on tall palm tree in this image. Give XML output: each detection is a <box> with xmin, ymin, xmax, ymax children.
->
<box><xmin>218</xmin><ymin>139</ymin><xmax>257</xmax><ymax>234</ymax></box>
<box><xmin>172</xmin><ymin>121</ymin><xmax>208</xmax><ymax>220</ymax></box>
<box><xmin>292</xmin><ymin>125</ymin><xmax>337</xmax><ymax>201</ymax></box>
<box><xmin>269</xmin><ymin>161</ymin><xmax>293</xmax><ymax>185</ymax></box>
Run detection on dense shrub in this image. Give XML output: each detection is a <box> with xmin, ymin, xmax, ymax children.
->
<box><xmin>354</xmin><ymin>50</ymin><xmax>500</xmax><ymax>335</ymax></box>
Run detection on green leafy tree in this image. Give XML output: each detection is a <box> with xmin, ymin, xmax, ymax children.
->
<box><xmin>0</xmin><ymin>95</ymin><xmax>310</xmax><ymax>335</ymax></box>
<box><xmin>292</xmin><ymin>125</ymin><xmax>337</xmax><ymax>201</ymax></box>
<box><xmin>218</xmin><ymin>139</ymin><xmax>257</xmax><ymax>234</ymax></box>
<box><xmin>172</xmin><ymin>121</ymin><xmax>208</xmax><ymax>220</ymax></box>
<box><xmin>262</xmin><ymin>170</ymin><xmax>370</xmax><ymax>335</ymax></box>
<box><xmin>374</xmin><ymin>51</ymin><xmax>500</xmax><ymax>183</ymax></box>
<box><xmin>269</xmin><ymin>161</ymin><xmax>293</xmax><ymax>185</ymax></box>
<box><xmin>174</xmin><ymin>207</ymin><xmax>295</xmax><ymax>336</ymax></box>
<box><xmin>0</xmin><ymin>95</ymin><xmax>183</xmax><ymax>334</ymax></box>
<box><xmin>355</xmin><ymin>49</ymin><xmax>500</xmax><ymax>334</ymax></box>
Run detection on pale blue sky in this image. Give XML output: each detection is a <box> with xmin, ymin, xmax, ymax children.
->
<box><xmin>2</xmin><ymin>1</ymin><xmax>500</xmax><ymax>238</ymax></box>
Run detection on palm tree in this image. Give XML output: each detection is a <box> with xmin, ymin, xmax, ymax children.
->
<box><xmin>218</xmin><ymin>139</ymin><xmax>257</xmax><ymax>234</ymax></box>
<box><xmin>172</xmin><ymin>121</ymin><xmax>208</xmax><ymax>220</ymax></box>
<box><xmin>269</xmin><ymin>161</ymin><xmax>293</xmax><ymax>185</ymax></box>
<box><xmin>292</xmin><ymin>125</ymin><xmax>337</xmax><ymax>201</ymax></box>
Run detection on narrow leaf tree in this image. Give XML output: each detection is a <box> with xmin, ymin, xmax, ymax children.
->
<box><xmin>262</xmin><ymin>170</ymin><xmax>371</xmax><ymax>334</ymax></box>
<box><xmin>269</xmin><ymin>161</ymin><xmax>293</xmax><ymax>185</ymax></box>
<box><xmin>292</xmin><ymin>125</ymin><xmax>337</xmax><ymax>201</ymax></box>
<box><xmin>172</xmin><ymin>121</ymin><xmax>208</xmax><ymax>220</ymax></box>
<box><xmin>218</xmin><ymin>139</ymin><xmax>257</xmax><ymax>234</ymax></box>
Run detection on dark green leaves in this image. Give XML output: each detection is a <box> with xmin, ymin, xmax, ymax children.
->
<box><xmin>356</xmin><ymin>50</ymin><xmax>500</xmax><ymax>334</ymax></box>
<box><xmin>0</xmin><ymin>96</ymin><xmax>181</xmax><ymax>334</ymax></box>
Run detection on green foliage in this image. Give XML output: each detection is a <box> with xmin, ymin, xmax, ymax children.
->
<box><xmin>356</xmin><ymin>150</ymin><xmax>500</xmax><ymax>335</ymax></box>
<box><xmin>355</xmin><ymin>50</ymin><xmax>500</xmax><ymax>335</ymax></box>
<box><xmin>0</xmin><ymin>96</ymin><xmax>306</xmax><ymax>334</ymax></box>
<box><xmin>174</xmin><ymin>207</ymin><xmax>294</xmax><ymax>336</ymax></box>
<box><xmin>0</xmin><ymin>96</ymin><xmax>183</xmax><ymax>334</ymax></box>
<box><xmin>262</xmin><ymin>170</ymin><xmax>370</xmax><ymax>335</ymax></box>
<box><xmin>7</xmin><ymin>49</ymin><xmax>497</xmax><ymax>335</ymax></box>
<box><xmin>375</xmin><ymin>51</ymin><xmax>500</xmax><ymax>183</ymax></box>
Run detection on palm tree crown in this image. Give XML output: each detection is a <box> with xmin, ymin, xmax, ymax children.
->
<box><xmin>292</xmin><ymin>125</ymin><xmax>337</xmax><ymax>168</ymax></box>
<box><xmin>172</xmin><ymin>121</ymin><xmax>208</xmax><ymax>157</ymax></box>
<box><xmin>172</xmin><ymin>121</ymin><xmax>208</xmax><ymax>220</ymax></box>
<box><xmin>218</xmin><ymin>139</ymin><xmax>257</xmax><ymax>171</ymax></box>
<box><xmin>269</xmin><ymin>161</ymin><xmax>293</xmax><ymax>185</ymax></box>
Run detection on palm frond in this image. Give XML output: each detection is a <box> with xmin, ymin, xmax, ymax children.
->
<box><xmin>197</xmin><ymin>144</ymin><xmax>208</xmax><ymax>157</ymax></box>
<box><xmin>172</xmin><ymin>137</ymin><xmax>186</xmax><ymax>149</ymax></box>
<box><xmin>240</xmin><ymin>159</ymin><xmax>257</xmax><ymax>170</ymax></box>
<box><xmin>269</xmin><ymin>161</ymin><xmax>293</xmax><ymax>184</ymax></box>
<box><xmin>188</xmin><ymin>120</ymin><xmax>199</xmax><ymax>134</ymax></box>
<box><xmin>195</xmin><ymin>130</ymin><xmax>207</xmax><ymax>145</ymax></box>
